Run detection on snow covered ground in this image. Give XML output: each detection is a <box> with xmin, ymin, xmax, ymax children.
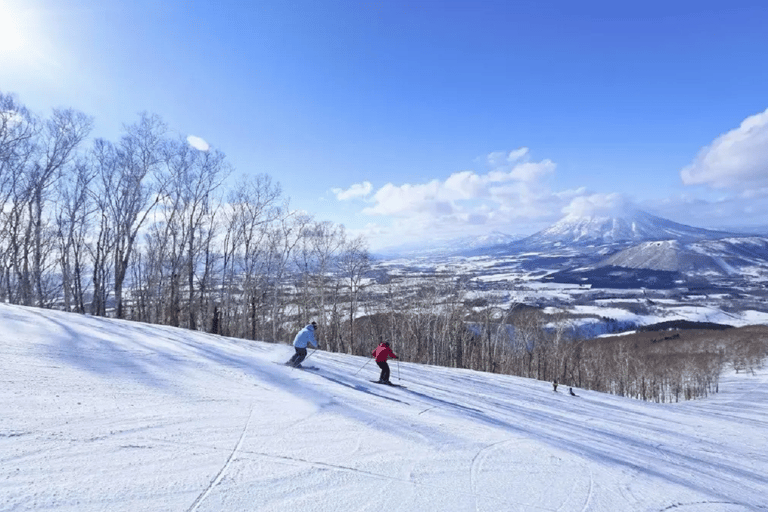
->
<box><xmin>1</xmin><ymin>303</ymin><xmax>766</xmax><ymax>512</ymax></box>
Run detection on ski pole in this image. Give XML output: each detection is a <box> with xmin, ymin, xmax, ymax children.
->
<box><xmin>354</xmin><ymin>357</ymin><xmax>372</xmax><ymax>376</ymax></box>
<box><xmin>397</xmin><ymin>358</ymin><xmax>401</xmax><ymax>381</ymax></box>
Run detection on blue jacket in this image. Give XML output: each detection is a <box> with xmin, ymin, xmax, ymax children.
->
<box><xmin>293</xmin><ymin>324</ymin><xmax>318</xmax><ymax>349</ymax></box>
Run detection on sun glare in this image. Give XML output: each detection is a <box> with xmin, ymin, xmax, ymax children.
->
<box><xmin>0</xmin><ymin>0</ymin><xmax>46</xmax><ymax>65</ymax></box>
<box><xmin>0</xmin><ymin>1</ymin><xmax>24</xmax><ymax>48</ymax></box>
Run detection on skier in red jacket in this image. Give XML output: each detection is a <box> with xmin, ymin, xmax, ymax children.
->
<box><xmin>372</xmin><ymin>342</ymin><xmax>397</xmax><ymax>384</ymax></box>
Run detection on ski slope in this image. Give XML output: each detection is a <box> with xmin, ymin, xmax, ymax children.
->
<box><xmin>1</xmin><ymin>303</ymin><xmax>766</xmax><ymax>511</ymax></box>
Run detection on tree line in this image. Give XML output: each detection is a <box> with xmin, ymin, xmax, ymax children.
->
<box><xmin>0</xmin><ymin>92</ymin><xmax>371</xmax><ymax>344</ymax></box>
<box><xmin>351</xmin><ymin>280</ymin><xmax>766</xmax><ymax>403</ymax></box>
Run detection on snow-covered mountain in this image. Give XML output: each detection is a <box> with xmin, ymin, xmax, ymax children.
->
<box><xmin>517</xmin><ymin>209</ymin><xmax>734</xmax><ymax>250</ymax></box>
<box><xmin>454</xmin><ymin>209</ymin><xmax>768</xmax><ymax>282</ymax></box>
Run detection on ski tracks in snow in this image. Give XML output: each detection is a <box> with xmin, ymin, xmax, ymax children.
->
<box><xmin>575</xmin><ymin>463</ymin><xmax>593</xmax><ymax>512</ymax></box>
<box><xmin>185</xmin><ymin>405</ymin><xmax>254</xmax><ymax>512</ymax></box>
<box><xmin>468</xmin><ymin>438</ymin><xmax>586</xmax><ymax>512</ymax></box>
<box><xmin>469</xmin><ymin>439</ymin><xmax>510</xmax><ymax>511</ymax></box>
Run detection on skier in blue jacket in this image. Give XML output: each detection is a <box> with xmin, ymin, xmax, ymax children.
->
<box><xmin>285</xmin><ymin>321</ymin><xmax>318</xmax><ymax>367</ymax></box>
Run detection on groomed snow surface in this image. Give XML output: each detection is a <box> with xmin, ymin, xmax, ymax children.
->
<box><xmin>1</xmin><ymin>304</ymin><xmax>766</xmax><ymax>512</ymax></box>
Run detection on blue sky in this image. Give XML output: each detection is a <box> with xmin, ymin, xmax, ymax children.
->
<box><xmin>2</xmin><ymin>0</ymin><xmax>768</xmax><ymax>249</ymax></box>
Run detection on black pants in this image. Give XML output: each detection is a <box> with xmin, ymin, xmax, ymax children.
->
<box><xmin>287</xmin><ymin>347</ymin><xmax>307</xmax><ymax>367</ymax></box>
<box><xmin>376</xmin><ymin>361</ymin><xmax>390</xmax><ymax>382</ymax></box>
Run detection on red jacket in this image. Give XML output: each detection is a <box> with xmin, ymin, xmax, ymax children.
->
<box><xmin>372</xmin><ymin>344</ymin><xmax>397</xmax><ymax>362</ymax></box>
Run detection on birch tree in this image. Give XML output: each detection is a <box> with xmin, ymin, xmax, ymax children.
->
<box><xmin>336</xmin><ymin>235</ymin><xmax>370</xmax><ymax>354</ymax></box>
<box><xmin>161</xmin><ymin>138</ymin><xmax>230</xmax><ymax>329</ymax></box>
<box><xmin>97</xmin><ymin>113</ymin><xmax>166</xmax><ymax>318</ymax></box>
<box><xmin>0</xmin><ymin>93</ymin><xmax>36</xmax><ymax>302</ymax></box>
<box><xmin>221</xmin><ymin>174</ymin><xmax>282</xmax><ymax>338</ymax></box>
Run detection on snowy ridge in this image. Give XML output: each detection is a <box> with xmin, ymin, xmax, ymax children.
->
<box><xmin>601</xmin><ymin>236</ymin><xmax>768</xmax><ymax>275</ymax></box>
<box><xmin>2</xmin><ymin>304</ymin><xmax>767</xmax><ymax>511</ymax></box>
<box><xmin>375</xmin><ymin>231</ymin><xmax>523</xmax><ymax>258</ymax></box>
<box><xmin>600</xmin><ymin>240</ymin><xmax>732</xmax><ymax>274</ymax></box>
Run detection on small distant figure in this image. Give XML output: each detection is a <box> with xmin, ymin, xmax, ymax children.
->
<box><xmin>553</xmin><ymin>379</ymin><xmax>558</xmax><ymax>392</ymax></box>
<box><xmin>372</xmin><ymin>341</ymin><xmax>398</xmax><ymax>384</ymax></box>
<box><xmin>285</xmin><ymin>321</ymin><xmax>318</xmax><ymax>368</ymax></box>
<box><xmin>569</xmin><ymin>387</ymin><xmax>578</xmax><ymax>397</ymax></box>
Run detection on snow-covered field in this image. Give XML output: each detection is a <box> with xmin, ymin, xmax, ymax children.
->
<box><xmin>1</xmin><ymin>304</ymin><xmax>766</xmax><ymax>512</ymax></box>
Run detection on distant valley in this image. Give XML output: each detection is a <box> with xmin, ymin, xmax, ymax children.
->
<box><xmin>371</xmin><ymin>208</ymin><xmax>768</xmax><ymax>336</ymax></box>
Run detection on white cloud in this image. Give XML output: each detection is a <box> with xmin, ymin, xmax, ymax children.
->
<box><xmin>444</xmin><ymin>171</ymin><xmax>486</xmax><ymax>198</ymax></box>
<box><xmin>507</xmin><ymin>147</ymin><xmax>529</xmax><ymax>162</ymax></box>
<box><xmin>363</xmin><ymin>180</ymin><xmax>446</xmax><ymax>216</ymax></box>
<box><xmin>354</xmin><ymin>149</ymin><xmax>567</xmax><ymax>242</ymax></box>
<box><xmin>486</xmin><ymin>151</ymin><xmax>508</xmax><ymax>167</ymax></box>
<box><xmin>186</xmin><ymin>135</ymin><xmax>210</xmax><ymax>151</ymax></box>
<box><xmin>509</xmin><ymin>159</ymin><xmax>556</xmax><ymax>182</ymax></box>
<box><xmin>561</xmin><ymin>193</ymin><xmax>631</xmax><ymax>219</ymax></box>
<box><xmin>333</xmin><ymin>181</ymin><xmax>373</xmax><ymax>201</ymax></box>
<box><xmin>681</xmin><ymin>107</ymin><xmax>768</xmax><ymax>190</ymax></box>
<box><xmin>486</xmin><ymin>146</ymin><xmax>529</xmax><ymax>167</ymax></box>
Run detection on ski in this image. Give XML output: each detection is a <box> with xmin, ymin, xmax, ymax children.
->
<box><xmin>370</xmin><ymin>380</ymin><xmax>406</xmax><ymax>388</ymax></box>
<box><xmin>276</xmin><ymin>362</ymin><xmax>319</xmax><ymax>371</ymax></box>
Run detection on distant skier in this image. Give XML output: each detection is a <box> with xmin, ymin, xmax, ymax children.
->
<box><xmin>569</xmin><ymin>387</ymin><xmax>578</xmax><ymax>397</ymax></box>
<box><xmin>553</xmin><ymin>379</ymin><xmax>558</xmax><ymax>392</ymax></box>
<box><xmin>286</xmin><ymin>321</ymin><xmax>318</xmax><ymax>368</ymax></box>
<box><xmin>372</xmin><ymin>341</ymin><xmax>398</xmax><ymax>384</ymax></box>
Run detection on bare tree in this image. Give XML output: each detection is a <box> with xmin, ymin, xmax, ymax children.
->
<box><xmin>35</xmin><ymin>110</ymin><xmax>92</xmax><ymax>305</ymax></box>
<box><xmin>88</xmin><ymin>139</ymin><xmax>118</xmax><ymax>316</ymax></box>
<box><xmin>221</xmin><ymin>174</ymin><xmax>282</xmax><ymax>338</ymax></box>
<box><xmin>55</xmin><ymin>160</ymin><xmax>96</xmax><ymax>312</ymax></box>
<box><xmin>336</xmin><ymin>236</ymin><xmax>370</xmax><ymax>354</ymax></box>
<box><xmin>6</xmin><ymin>106</ymin><xmax>92</xmax><ymax>306</ymax></box>
<box><xmin>159</xmin><ymin>138</ymin><xmax>230</xmax><ymax>329</ymax></box>
<box><xmin>291</xmin><ymin>221</ymin><xmax>347</xmax><ymax>328</ymax></box>
<box><xmin>0</xmin><ymin>93</ymin><xmax>37</xmax><ymax>302</ymax></box>
<box><xmin>308</xmin><ymin>221</ymin><xmax>347</xmax><ymax>334</ymax></box>
<box><xmin>266</xmin><ymin>209</ymin><xmax>312</xmax><ymax>341</ymax></box>
<box><xmin>97</xmin><ymin>113</ymin><xmax>166</xmax><ymax>318</ymax></box>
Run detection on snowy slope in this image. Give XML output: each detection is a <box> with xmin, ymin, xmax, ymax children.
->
<box><xmin>600</xmin><ymin>237</ymin><xmax>768</xmax><ymax>276</ymax></box>
<box><xmin>600</xmin><ymin>240</ymin><xmax>733</xmax><ymax>274</ymax></box>
<box><xmin>1</xmin><ymin>304</ymin><xmax>767</xmax><ymax>512</ymax></box>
